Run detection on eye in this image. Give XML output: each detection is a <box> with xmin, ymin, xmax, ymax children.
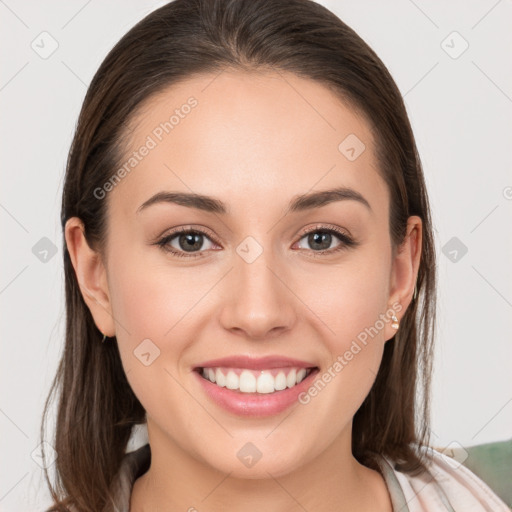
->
<box><xmin>154</xmin><ymin>227</ymin><xmax>218</xmax><ymax>258</ymax></box>
<box><xmin>294</xmin><ymin>225</ymin><xmax>358</xmax><ymax>255</ymax></box>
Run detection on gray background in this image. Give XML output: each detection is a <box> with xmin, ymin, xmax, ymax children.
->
<box><xmin>1</xmin><ymin>0</ymin><xmax>511</xmax><ymax>509</ymax></box>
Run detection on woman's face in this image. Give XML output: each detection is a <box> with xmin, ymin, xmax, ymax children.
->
<box><xmin>68</xmin><ymin>69</ymin><xmax>420</xmax><ymax>478</ymax></box>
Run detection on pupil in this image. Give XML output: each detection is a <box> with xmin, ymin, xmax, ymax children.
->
<box><xmin>180</xmin><ymin>233</ymin><xmax>202</xmax><ymax>252</ymax></box>
<box><xmin>309</xmin><ymin>232</ymin><xmax>331</xmax><ymax>250</ymax></box>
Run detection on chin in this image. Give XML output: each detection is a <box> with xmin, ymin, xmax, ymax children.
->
<box><xmin>202</xmin><ymin>447</ymin><xmax>305</xmax><ymax>480</ymax></box>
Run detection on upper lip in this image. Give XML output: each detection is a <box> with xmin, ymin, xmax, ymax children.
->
<box><xmin>194</xmin><ymin>355</ymin><xmax>318</xmax><ymax>371</ymax></box>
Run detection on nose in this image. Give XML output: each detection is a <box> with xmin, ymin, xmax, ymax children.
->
<box><xmin>218</xmin><ymin>246</ymin><xmax>297</xmax><ymax>340</ymax></box>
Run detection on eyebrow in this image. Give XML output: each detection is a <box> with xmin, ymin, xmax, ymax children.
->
<box><xmin>136</xmin><ymin>186</ymin><xmax>372</xmax><ymax>215</ymax></box>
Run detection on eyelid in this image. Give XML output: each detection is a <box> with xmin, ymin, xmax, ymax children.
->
<box><xmin>295</xmin><ymin>223</ymin><xmax>352</xmax><ymax>240</ymax></box>
<box><xmin>155</xmin><ymin>225</ymin><xmax>219</xmax><ymax>245</ymax></box>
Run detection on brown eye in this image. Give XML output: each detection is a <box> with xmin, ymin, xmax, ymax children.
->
<box><xmin>155</xmin><ymin>228</ymin><xmax>217</xmax><ymax>258</ymax></box>
<box><xmin>295</xmin><ymin>226</ymin><xmax>357</xmax><ymax>255</ymax></box>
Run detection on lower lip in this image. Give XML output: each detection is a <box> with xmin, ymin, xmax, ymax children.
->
<box><xmin>193</xmin><ymin>368</ymin><xmax>319</xmax><ymax>417</ymax></box>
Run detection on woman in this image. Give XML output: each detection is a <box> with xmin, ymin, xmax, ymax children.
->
<box><xmin>41</xmin><ymin>0</ymin><xmax>509</xmax><ymax>510</ymax></box>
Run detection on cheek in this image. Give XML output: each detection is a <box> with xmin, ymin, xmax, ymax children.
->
<box><xmin>108</xmin><ymin>243</ymin><xmax>207</xmax><ymax>344</ymax></box>
<box><xmin>291</xmin><ymin>246</ymin><xmax>391</xmax><ymax>413</ymax></box>
<box><xmin>109</xmin><ymin>267</ymin><xmax>171</xmax><ymax>344</ymax></box>
<box><xmin>294</xmin><ymin>247</ymin><xmax>392</xmax><ymax>349</ymax></box>
<box><xmin>107</xmin><ymin>260</ymin><xmax>198</xmax><ymax>426</ymax></box>
<box><xmin>105</xmin><ymin>247</ymin><xmax>179</xmax><ymax>375</ymax></box>
<box><xmin>308</xmin><ymin>247</ymin><xmax>391</xmax><ymax>420</ymax></box>
<box><xmin>298</xmin><ymin>265</ymin><xmax>389</xmax><ymax>441</ymax></box>
<box><xmin>106</xmin><ymin>248</ymin><xmax>217</xmax><ymax>402</ymax></box>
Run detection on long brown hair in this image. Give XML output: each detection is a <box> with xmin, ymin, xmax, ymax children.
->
<box><xmin>41</xmin><ymin>0</ymin><xmax>437</xmax><ymax>509</ymax></box>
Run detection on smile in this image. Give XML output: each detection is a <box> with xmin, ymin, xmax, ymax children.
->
<box><xmin>197</xmin><ymin>366</ymin><xmax>315</xmax><ymax>394</ymax></box>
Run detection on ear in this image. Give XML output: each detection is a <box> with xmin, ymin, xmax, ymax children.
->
<box><xmin>64</xmin><ymin>217</ymin><xmax>116</xmax><ymax>337</ymax></box>
<box><xmin>385</xmin><ymin>215</ymin><xmax>422</xmax><ymax>341</ymax></box>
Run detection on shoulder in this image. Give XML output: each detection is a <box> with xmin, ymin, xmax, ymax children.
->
<box><xmin>375</xmin><ymin>443</ymin><xmax>511</xmax><ymax>511</ymax></box>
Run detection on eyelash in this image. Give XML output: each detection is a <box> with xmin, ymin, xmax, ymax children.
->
<box><xmin>154</xmin><ymin>224</ymin><xmax>358</xmax><ymax>259</ymax></box>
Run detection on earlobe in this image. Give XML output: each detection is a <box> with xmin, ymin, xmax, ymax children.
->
<box><xmin>64</xmin><ymin>217</ymin><xmax>116</xmax><ymax>337</ymax></box>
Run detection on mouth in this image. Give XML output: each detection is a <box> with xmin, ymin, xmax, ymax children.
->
<box><xmin>193</xmin><ymin>366</ymin><xmax>319</xmax><ymax>395</ymax></box>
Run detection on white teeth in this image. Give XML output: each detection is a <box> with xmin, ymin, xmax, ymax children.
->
<box><xmin>215</xmin><ymin>368</ymin><xmax>226</xmax><ymax>387</ymax></box>
<box><xmin>200</xmin><ymin>366</ymin><xmax>312</xmax><ymax>394</ymax></box>
<box><xmin>297</xmin><ymin>368</ymin><xmax>307</xmax><ymax>383</ymax></box>
<box><xmin>239</xmin><ymin>370</ymin><xmax>257</xmax><ymax>392</ymax></box>
<box><xmin>274</xmin><ymin>371</ymin><xmax>287</xmax><ymax>391</ymax></box>
<box><xmin>256</xmin><ymin>372</ymin><xmax>275</xmax><ymax>394</ymax></box>
<box><xmin>286</xmin><ymin>368</ymin><xmax>297</xmax><ymax>388</ymax></box>
<box><xmin>225</xmin><ymin>370</ymin><xmax>238</xmax><ymax>390</ymax></box>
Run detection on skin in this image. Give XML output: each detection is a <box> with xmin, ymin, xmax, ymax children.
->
<box><xmin>65</xmin><ymin>69</ymin><xmax>421</xmax><ymax>512</ymax></box>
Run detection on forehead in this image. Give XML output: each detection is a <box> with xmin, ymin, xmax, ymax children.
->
<box><xmin>108</xmin><ymin>69</ymin><xmax>386</xmax><ymax>219</ymax></box>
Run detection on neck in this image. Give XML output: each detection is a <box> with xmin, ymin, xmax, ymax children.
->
<box><xmin>130</xmin><ymin>420</ymin><xmax>393</xmax><ymax>512</ymax></box>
